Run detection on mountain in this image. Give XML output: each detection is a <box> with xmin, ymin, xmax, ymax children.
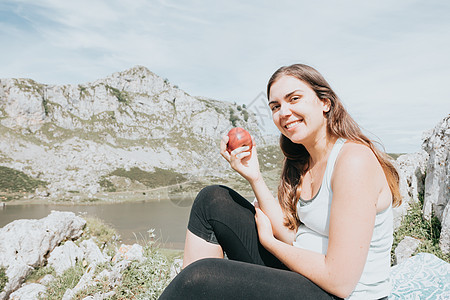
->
<box><xmin>0</xmin><ymin>66</ymin><xmax>275</xmax><ymax>202</ymax></box>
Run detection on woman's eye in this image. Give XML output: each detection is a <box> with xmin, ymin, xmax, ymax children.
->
<box><xmin>270</xmin><ymin>105</ymin><xmax>280</xmax><ymax>112</ymax></box>
<box><xmin>291</xmin><ymin>96</ymin><xmax>300</xmax><ymax>102</ymax></box>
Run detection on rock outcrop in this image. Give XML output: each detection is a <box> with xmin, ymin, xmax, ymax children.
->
<box><xmin>9</xmin><ymin>283</ymin><xmax>46</xmax><ymax>300</ymax></box>
<box><xmin>394</xmin><ymin>236</ymin><xmax>421</xmax><ymax>265</ymax></box>
<box><xmin>395</xmin><ymin>114</ymin><xmax>450</xmax><ymax>254</ymax></box>
<box><xmin>48</xmin><ymin>241</ymin><xmax>84</xmax><ymax>276</ymax></box>
<box><xmin>0</xmin><ymin>66</ymin><xmax>266</xmax><ymax>201</ymax></box>
<box><xmin>394</xmin><ymin>151</ymin><xmax>428</xmax><ymax>228</ymax></box>
<box><xmin>0</xmin><ymin>212</ymin><xmax>175</xmax><ymax>299</ymax></box>
<box><xmin>0</xmin><ymin>211</ymin><xmax>86</xmax><ymax>300</ymax></box>
<box><xmin>422</xmin><ymin>116</ymin><xmax>450</xmax><ymax>223</ymax></box>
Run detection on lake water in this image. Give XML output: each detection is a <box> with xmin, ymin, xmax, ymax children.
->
<box><xmin>0</xmin><ymin>200</ymin><xmax>193</xmax><ymax>250</ymax></box>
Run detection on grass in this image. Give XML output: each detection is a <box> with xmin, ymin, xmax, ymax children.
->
<box><xmin>391</xmin><ymin>192</ymin><xmax>449</xmax><ymax>264</ymax></box>
<box><xmin>26</xmin><ymin>266</ymin><xmax>56</xmax><ymax>283</ymax></box>
<box><xmin>43</xmin><ymin>262</ymin><xmax>85</xmax><ymax>299</ymax></box>
<box><xmin>14</xmin><ymin>78</ymin><xmax>44</xmax><ymax>96</ymax></box>
<box><xmin>0</xmin><ymin>266</ymin><xmax>7</xmax><ymax>293</ymax></box>
<box><xmin>114</xmin><ymin>241</ymin><xmax>173</xmax><ymax>299</ymax></box>
<box><xmin>105</xmin><ymin>85</ymin><xmax>130</xmax><ymax>103</ymax></box>
<box><xmin>81</xmin><ymin>216</ymin><xmax>118</xmax><ymax>257</ymax></box>
<box><xmin>0</xmin><ymin>166</ymin><xmax>47</xmax><ymax>201</ymax></box>
<box><xmin>109</xmin><ymin>167</ymin><xmax>187</xmax><ymax>189</ymax></box>
<box><xmin>98</xmin><ymin>178</ymin><xmax>117</xmax><ymax>192</ymax></box>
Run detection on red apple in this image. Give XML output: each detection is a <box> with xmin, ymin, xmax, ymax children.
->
<box><xmin>227</xmin><ymin>127</ymin><xmax>253</xmax><ymax>153</ymax></box>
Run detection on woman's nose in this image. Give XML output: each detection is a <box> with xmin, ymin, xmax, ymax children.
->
<box><xmin>279</xmin><ymin>104</ymin><xmax>291</xmax><ymax>117</ymax></box>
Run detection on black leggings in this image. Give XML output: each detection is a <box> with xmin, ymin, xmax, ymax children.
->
<box><xmin>159</xmin><ymin>185</ymin><xmax>341</xmax><ymax>300</ymax></box>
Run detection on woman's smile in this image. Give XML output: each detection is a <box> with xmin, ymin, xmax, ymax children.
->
<box><xmin>285</xmin><ymin>119</ymin><xmax>303</xmax><ymax>130</ymax></box>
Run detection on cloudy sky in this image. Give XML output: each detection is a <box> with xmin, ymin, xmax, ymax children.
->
<box><xmin>1</xmin><ymin>0</ymin><xmax>449</xmax><ymax>153</ymax></box>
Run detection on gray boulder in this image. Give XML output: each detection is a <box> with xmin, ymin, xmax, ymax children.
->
<box><xmin>422</xmin><ymin>115</ymin><xmax>450</xmax><ymax>254</ymax></box>
<box><xmin>0</xmin><ymin>211</ymin><xmax>86</xmax><ymax>300</ymax></box>
<box><xmin>47</xmin><ymin>241</ymin><xmax>84</xmax><ymax>275</ymax></box>
<box><xmin>38</xmin><ymin>274</ymin><xmax>55</xmax><ymax>285</ymax></box>
<box><xmin>112</xmin><ymin>244</ymin><xmax>144</xmax><ymax>262</ymax></box>
<box><xmin>394</xmin><ymin>151</ymin><xmax>428</xmax><ymax>229</ymax></box>
<box><xmin>80</xmin><ymin>238</ymin><xmax>109</xmax><ymax>266</ymax></box>
<box><xmin>9</xmin><ymin>283</ymin><xmax>46</xmax><ymax>300</ymax></box>
<box><xmin>394</xmin><ymin>236</ymin><xmax>421</xmax><ymax>265</ymax></box>
<box><xmin>62</xmin><ymin>264</ymin><xmax>97</xmax><ymax>300</ymax></box>
<box><xmin>422</xmin><ymin>115</ymin><xmax>450</xmax><ymax>223</ymax></box>
<box><xmin>440</xmin><ymin>202</ymin><xmax>450</xmax><ymax>254</ymax></box>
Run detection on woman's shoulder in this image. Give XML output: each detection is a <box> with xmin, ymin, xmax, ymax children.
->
<box><xmin>334</xmin><ymin>141</ymin><xmax>381</xmax><ymax>174</ymax></box>
<box><xmin>333</xmin><ymin>140</ymin><xmax>392</xmax><ymax>212</ymax></box>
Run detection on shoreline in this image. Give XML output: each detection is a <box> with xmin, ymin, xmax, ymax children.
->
<box><xmin>2</xmin><ymin>189</ymin><xmax>256</xmax><ymax>206</ymax></box>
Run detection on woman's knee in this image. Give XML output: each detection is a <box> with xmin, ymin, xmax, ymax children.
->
<box><xmin>193</xmin><ymin>185</ymin><xmax>233</xmax><ymax>209</ymax></box>
<box><xmin>172</xmin><ymin>258</ymin><xmax>220</xmax><ymax>289</ymax></box>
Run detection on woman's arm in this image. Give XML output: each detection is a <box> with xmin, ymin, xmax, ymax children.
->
<box><xmin>220</xmin><ymin>135</ymin><xmax>296</xmax><ymax>244</ymax></box>
<box><xmin>255</xmin><ymin>143</ymin><xmax>385</xmax><ymax>298</ymax></box>
<box><xmin>250</xmin><ymin>174</ymin><xmax>296</xmax><ymax>243</ymax></box>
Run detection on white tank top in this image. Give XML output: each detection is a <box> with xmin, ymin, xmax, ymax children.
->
<box><xmin>293</xmin><ymin>138</ymin><xmax>393</xmax><ymax>299</ymax></box>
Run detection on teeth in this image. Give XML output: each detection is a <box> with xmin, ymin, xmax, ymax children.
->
<box><xmin>286</xmin><ymin>120</ymin><xmax>301</xmax><ymax>129</ymax></box>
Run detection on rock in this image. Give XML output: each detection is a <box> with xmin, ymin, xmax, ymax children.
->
<box><xmin>9</xmin><ymin>283</ymin><xmax>46</xmax><ymax>300</ymax></box>
<box><xmin>0</xmin><ymin>261</ymin><xmax>33</xmax><ymax>300</ymax></box>
<box><xmin>38</xmin><ymin>274</ymin><xmax>55</xmax><ymax>285</ymax></box>
<box><xmin>102</xmin><ymin>260</ymin><xmax>131</xmax><ymax>287</ymax></box>
<box><xmin>170</xmin><ymin>258</ymin><xmax>183</xmax><ymax>279</ymax></box>
<box><xmin>82</xmin><ymin>291</ymin><xmax>115</xmax><ymax>300</ymax></box>
<box><xmin>48</xmin><ymin>241</ymin><xmax>84</xmax><ymax>275</ymax></box>
<box><xmin>0</xmin><ymin>211</ymin><xmax>86</xmax><ymax>299</ymax></box>
<box><xmin>62</xmin><ymin>264</ymin><xmax>97</xmax><ymax>300</ymax></box>
<box><xmin>62</xmin><ymin>288</ymin><xmax>76</xmax><ymax>300</ymax></box>
<box><xmin>422</xmin><ymin>115</ymin><xmax>450</xmax><ymax>223</ymax></box>
<box><xmin>394</xmin><ymin>151</ymin><xmax>428</xmax><ymax>229</ymax></box>
<box><xmin>422</xmin><ymin>115</ymin><xmax>450</xmax><ymax>253</ymax></box>
<box><xmin>394</xmin><ymin>236</ymin><xmax>422</xmax><ymax>265</ymax></box>
<box><xmin>80</xmin><ymin>239</ymin><xmax>108</xmax><ymax>265</ymax></box>
<box><xmin>112</xmin><ymin>244</ymin><xmax>144</xmax><ymax>262</ymax></box>
<box><xmin>440</xmin><ymin>202</ymin><xmax>450</xmax><ymax>254</ymax></box>
<box><xmin>396</xmin><ymin>151</ymin><xmax>428</xmax><ymax>203</ymax></box>
<box><xmin>35</xmin><ymin>187</ymin><xmax>50</xmax><ymax>197</ymax></box>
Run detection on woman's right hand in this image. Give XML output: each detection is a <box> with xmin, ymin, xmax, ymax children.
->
<box><xmin>220</xmin><ymin>134</ymin><xmax>262</xmax><ymax>184</ymax></box>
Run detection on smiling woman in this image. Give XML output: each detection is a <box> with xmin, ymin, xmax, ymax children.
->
<box><xmin>160</xmin><ymin>63</ymin><xmax>401</xmax><ymax>300</ymax></box>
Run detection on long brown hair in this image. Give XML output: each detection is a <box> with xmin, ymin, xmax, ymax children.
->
<box><xmin>267</xmin><ymin>64</ymin><xmax>401</xmax><ymax>231</ymax></box>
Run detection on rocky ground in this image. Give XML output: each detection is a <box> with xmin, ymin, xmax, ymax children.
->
<box><xmin>0</xmin><ymin>211</ymin><xmax>181</xmax><ymax>300</ymax></box>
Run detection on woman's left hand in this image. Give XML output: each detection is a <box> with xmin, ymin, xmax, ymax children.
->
<box><xmin>255</xmin><ymin>207</ymin><xmax>275</xmax><ymax>248</ymax></box>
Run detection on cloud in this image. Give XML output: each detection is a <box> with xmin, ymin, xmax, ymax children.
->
<box><xmin>0</xmin><ymin>0</ymin><xmax>449</xmax><ymax>153</ymax></box>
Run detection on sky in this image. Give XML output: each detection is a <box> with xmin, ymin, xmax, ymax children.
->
<box><xmin>0</xmin><ymin>0</ymin><xmax>449</xmax><ymax>153</ymax></box>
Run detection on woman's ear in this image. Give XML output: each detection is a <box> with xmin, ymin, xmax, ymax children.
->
<box><xmin>321</xmin><ymin>98</ymin><xmax>331</xmax><ymax>112</ymax></box>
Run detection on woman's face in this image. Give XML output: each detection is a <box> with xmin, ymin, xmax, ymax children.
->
<box><xmin>268</xmin><ymin>75</ymin><xmax>330</xmax><ymax>144</ymax></box>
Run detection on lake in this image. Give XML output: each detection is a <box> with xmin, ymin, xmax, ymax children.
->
<box><xmin>0</xmin><ymin>199</ymin><xmax>193</xmax><ymax>250</ymax></box>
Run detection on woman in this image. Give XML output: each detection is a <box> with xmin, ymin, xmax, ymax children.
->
<box><xmin>159</xmin><ymin>64</ymin><xmax>401</xmax><ymax>299</ymax></box>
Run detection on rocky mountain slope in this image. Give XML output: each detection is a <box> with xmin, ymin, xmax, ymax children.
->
<box><xmin>0</xmin><ymin>66</ymin><xmax>270</xmax><ymax>201</ymax></box>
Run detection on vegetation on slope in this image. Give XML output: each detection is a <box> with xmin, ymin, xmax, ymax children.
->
<box><xmin>0</xmin><ymin>267</ymin><xmax>7</xmax><ymax>293</ymax></box>
<box><xmin>108</xmin><ymin>167</ymin><xmax>187</xmax><ymax>189</ymax></box>
<box><xmin>0</xmin><ymin>166</ymin><xmax>47</xmax><ymax>201</ymax></box>
<box><xmin>392</xmin><ymin>192</ymin><xmax>449</xmax><ymax>264</ymax></box>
